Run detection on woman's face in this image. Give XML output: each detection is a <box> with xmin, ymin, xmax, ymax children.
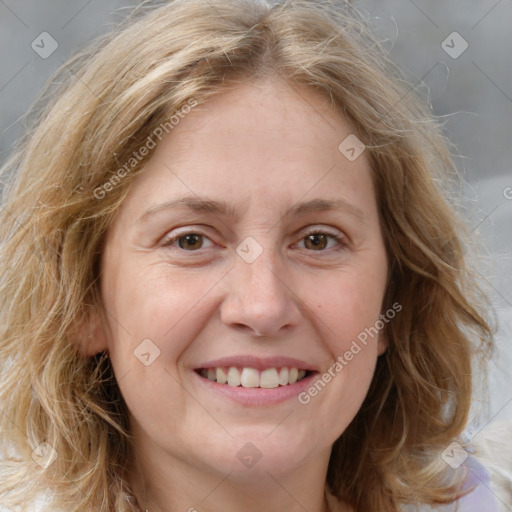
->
<box><xmin>96</xmin><ymin>78</ymin><xmax>388</xmax><ymax>487</ymax></box>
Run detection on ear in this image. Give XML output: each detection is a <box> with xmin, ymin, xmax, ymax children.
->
<box><xmin>377</xmin><ymin>333</ymin><xmax>388</xmax><ymax>356</ymax></box>
<box><xmin>74</xmin><ymin>304</ymin><xmax>109</xmax><ymax>357</ymax></box>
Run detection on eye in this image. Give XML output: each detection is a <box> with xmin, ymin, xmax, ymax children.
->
<box><xmin>162</xmin><ymin>231</ymin><xmax>214</xmax><ymax>251</ymax></box>
<box><xmin>296</xmin><ymin>230</ymin><xmax>346</xmax><ymax>251</ymax></box>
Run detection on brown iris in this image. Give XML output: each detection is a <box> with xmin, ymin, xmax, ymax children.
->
<box><xmin>304</xmin><ymin>233</ymin><xmax>328</xmax><ymax>250</ymax></box>
<box><xmin>178</xmin><ymin>234</ymin><xmax>203</xmax><ymax>250</ymax></box>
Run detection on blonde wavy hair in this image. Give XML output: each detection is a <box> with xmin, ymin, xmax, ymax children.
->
<box><xmin>0</xmin><ymin>0</ymin><xmax>494</xmax><ymax>510</ymax></box>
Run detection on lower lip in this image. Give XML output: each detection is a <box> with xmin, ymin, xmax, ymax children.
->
<box><xmin>193</xmin><ymin>370</ymin><xmax>319</xmax><ymax>406</ymax></box>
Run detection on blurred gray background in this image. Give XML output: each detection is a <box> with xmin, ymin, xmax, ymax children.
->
<box><xmin>1</xmin><ymin>0</ymin><xmax>511</xmax><ymax>430</ymax></box>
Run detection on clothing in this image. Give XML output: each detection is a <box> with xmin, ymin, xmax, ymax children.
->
<box><xmin>0</xmin><ymin>458</ymin><xmax>500</xmax><ymax>511</ymax></box>
<box><xmin>446</xmin><ymin>456</ymin><xmax>501</xmax><ymax>512</ymax></box>
<box><xmin>324</xmin><ymin>456</ymin><xmax>501</xmax><ymax>512</ymax></box>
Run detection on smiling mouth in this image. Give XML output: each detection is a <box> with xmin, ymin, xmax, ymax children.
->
<box><xmin>195</xmin><ymin>366</ymin><xmax>313</xmax><ymax>388</ymax></box>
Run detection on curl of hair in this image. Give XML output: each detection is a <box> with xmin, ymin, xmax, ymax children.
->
<box><xmin>0</xmin><ymin>0</ymin><xmax>494</xmax><ymax>510</ymax></box>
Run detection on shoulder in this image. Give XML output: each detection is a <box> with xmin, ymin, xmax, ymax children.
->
<box><xmin>467</xmin><ymin>420</ymin><xmax>512</xmax><ymax>511</ymax></box>
<box><xmin>324</xmin><ymin>456</ymin><xmax>502</xmax><ymax>512</ymax></box>
<box><xmin>405</xmin><ymin>456</ymin><xmax>502</xmax><ymax>511</ymax></box>
<box><xmin>450</xmin><ymin>455</ymin><xmax>501</xmax><ymax>511</ymax></box>
<box><xmin>406</xmin><ymin>456</ymin><xmax>502</xmax><ymax>511</ymax></box>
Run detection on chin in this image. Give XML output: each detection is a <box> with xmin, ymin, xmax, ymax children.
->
<box><xmin>193</xmin><ymin>434</ymin><xmax>314</xmax><ymax>480</ymax></box>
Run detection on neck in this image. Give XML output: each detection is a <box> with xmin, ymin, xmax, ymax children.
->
<box><xmin>128</xmin><ymin>449</ymin><xmax>342</xmax><ymax>512</ymax></box>
<box><xmin>134</xmin><ymin>488</ymin><xmax>332</xmax><ymax>512</ymax></box>
<box><xmin>134</xmin><ymin>491</ymin><xmax>332</xmax><ymax>512</ymax></box>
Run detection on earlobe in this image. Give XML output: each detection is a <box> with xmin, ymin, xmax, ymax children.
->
<box><xmin>377</xmin><ymin>335</ymin><xmax>388</xmax><ymax>356</ymax></box>
<box><xmin>75</xmin><ymin>306</ymin><xmax>109</xmax><ymax>357</ymax></box>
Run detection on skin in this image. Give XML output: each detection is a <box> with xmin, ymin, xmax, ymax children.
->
<box><xmin>88</xmin><ymin>77</ymin><xmax>389</xmax><ymax>512</ymax></box>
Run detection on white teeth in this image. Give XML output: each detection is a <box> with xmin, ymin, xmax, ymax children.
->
<box><xmin>260</xmin><ymin>368</ymin><xmax>279</xmax><ymax>388</ymax></box>
<box><xmin>201</xmin><ymin>366</ymin><xmax>309</xmax><ymax>387</ymax></box>
<box><xmin>216</xmin><ymin>367</ymin><xmax>227</xmax><ymax>384</ymax></box>
<box><xmin>240</xmin><ymin>368</ymin><xmax>259</xmax><ymax>388</ymax></box>
<box><xmin>227</xmin><ymin>367</ymin><xmax>241</xmax><ymax>387</ymax></box>
<box><xmin>278</xmin><ymin>367</ymin><xmax>289</xmax><ymax>386</ymax></box>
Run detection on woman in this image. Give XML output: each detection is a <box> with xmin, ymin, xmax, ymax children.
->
<box><xmin>0</xmin><ymin>0</ymin><xmax>498</xmax><ymax>510</ymax></box>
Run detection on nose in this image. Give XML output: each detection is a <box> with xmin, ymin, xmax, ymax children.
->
<box><xmin>219</xmin><ymin>250</ymin><xmax>303</xmax><ymax>337</ymax></box>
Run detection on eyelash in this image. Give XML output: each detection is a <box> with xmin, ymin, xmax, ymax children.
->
<box><xmin>161</xmin><ymin>228</ymin><xmax>348</xmax><ymax>253</ymax></box>
<box><xmin>296</xmin><ymin>229</ymin><xmax>347</xmax><ymax>251</ymax></box>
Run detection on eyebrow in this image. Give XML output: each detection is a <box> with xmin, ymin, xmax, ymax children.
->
<box><xmin>138</xmin><ymin>195</ymin><xmax>365</xmax><ymax>223</ymax></box>
<box><xmin>138</xmin><ymin>196</ymin><xmax>239</xmax><ymax>223</ymax></box>
<box><xmin>290</xmin><ymin>198</ymin><xmax>365</xmax><ymax>220</ymax></box>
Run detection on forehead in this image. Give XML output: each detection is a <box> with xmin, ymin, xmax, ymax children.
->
<box><xmin>168</xmin><ymin>78</ymin><xmax>344</xmax><ymax>160</ymax></box>
<box><xmin>116</xmin><ymin>78</ymin><xmax>377</xmax><ymax>224</ymax></box>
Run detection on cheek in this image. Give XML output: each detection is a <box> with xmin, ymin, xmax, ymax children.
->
<box><xmin>309</xmin><ymin>266</ymin><xmax>387</xmax><ymax>353</ymax></box>
<box><xmin>303</xmin><ymin>278</ymin><xmax>384</xmax><ymax>438</ymax></box>
<box><xmin>298</xmin><ymin>260</ymin><xmax>387</xmax><ymax>433</ymax></box>
<box><xmin>102</xmin><ymin>260</ymin><xmax>224</xmax><ymax>364</ymax></box>
<box><xmin>100</xmin><ymin>263</ymin><xmax>223</xmax><ymax>426</ymax></box>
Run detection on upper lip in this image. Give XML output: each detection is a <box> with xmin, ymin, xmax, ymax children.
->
<box><xmin>194</xmin><ymin>355</ymin><xmax>318</xmax><ymax>372</ymax></box>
